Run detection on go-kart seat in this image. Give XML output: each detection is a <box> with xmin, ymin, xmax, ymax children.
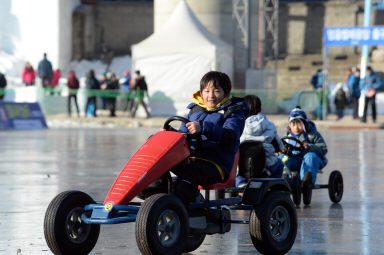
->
<box><xmin>202</xmin><ymin>150</ymin><xmax>240</xmax><ymax>190</ymax></box>
<box><xmin>238</xmin><ymin>141</ymin><xmax>267</xmax><ymax>179</ymax></box>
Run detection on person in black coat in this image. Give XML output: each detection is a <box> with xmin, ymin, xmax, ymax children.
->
<box><xmin>101</xmin><ymin>72</ymin><xmax>119</xmax><ymax>117</ymax></box>
<box><xmin>130</xmin><ymin>70</ymin><xmax>150</xmax><ymax>118</ymax></box>
<box><xmin>85</xmin><ymin>69</ymin><xmax>100</xmax><ymax>117</ymax></box>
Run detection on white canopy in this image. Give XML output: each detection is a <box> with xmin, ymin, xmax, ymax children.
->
<box><xmin>131</xmin><ymin>0</ymin><xmax>233</xmax><ymax>116</ymax></box>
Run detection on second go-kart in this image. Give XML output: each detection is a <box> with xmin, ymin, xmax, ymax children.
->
<box><xmin>44</xmin><ymin>116</ymin><xmax>298</xmax><ymax>255</ymax></box>
<box><xmin>281</xmin><ymin>136</ymin><xmax>344</xmax><ymax>206</ymax></box>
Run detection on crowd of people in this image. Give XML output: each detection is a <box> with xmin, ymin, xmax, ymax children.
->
<box><xmin>0</xmin><ymin>53</ymin><xmax>151</xmax><ymax>118</ymax></box>
<box><xmin>310</xmin><ymin>65</ymin><xmax>382</xmax><ymax>122</ymax></box>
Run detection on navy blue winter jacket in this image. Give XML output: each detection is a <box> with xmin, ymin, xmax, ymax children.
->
<box><xmin>179</xmin><ymin>93</ymin><xmax>248</xmax><ymax>179</ymax></box>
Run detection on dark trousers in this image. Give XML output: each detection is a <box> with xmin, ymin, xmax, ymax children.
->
<box><xmin>85</xmin><ymin>96</ymin><xmax>98</xmax><ymax>116</ymax></box>
<box><xmin>172</xmin><ymin>158</ymin><xmax>222</xmax><ymax>206</ymax></box>
<box><xmin>131</xmin><ymin>99</ymin><xmax>150</xmax><ymax>118</ymax></box>
<box><xmin>67</xmin><ymin>95</ymin><xmax>79</xmax><ymax>116</ymax></box>
<box><xmin>351</xmin><ymin>96</ymin><xmax>359</xmax><ymax>119</ymax></box>
<box><xmin>362</xmin><ymin>95</ymin><xmax>376</xmax><ymax>122</ymax></box>
<box><xmin>107</xmin><ymin>98</ymin><xmax>116</xmax><ymax>117</ymax></box>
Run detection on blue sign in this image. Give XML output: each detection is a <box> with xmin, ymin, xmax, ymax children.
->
<box><xmin>0</xmin><ymin>102</ymin><xmax>48</xmax><ymax>130</ymax></box>
<box><xmin>324</xmin><ymin>26</ymin><xmax>384</xmax><ymax>47</ymax></box>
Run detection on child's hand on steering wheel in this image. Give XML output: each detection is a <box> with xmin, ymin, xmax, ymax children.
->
<box><xmin>186</xmin><ymin>121</ymin><xmax>201</xmax><ymax>134</ymax></box>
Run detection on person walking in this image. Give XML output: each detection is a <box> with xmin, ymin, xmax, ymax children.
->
<box><xmin>360</xmin><ymin>66</ymin><xmax>383</xmax><ymax>123</ymax></box>
<box><xmin>67</xmin><ymin>71</ymin><xmax>80</xmax><ymax>117</ymax></box>
<box><xmin>37</xmin><ymin>53</ymin><xmax>53</xmax><ymax>88</ymax></box>
<box><xmin>131</xmin><ymin>70</ymin><xmax>150</xmax><ymax>118</ymax></box>
<box><xmin>85</xmin><ymin>70</ymin><xmax>100</xmax><ymax>117</ymax></box>
<box><xmin>21</xmin><ymin>62</ymin><xmax>36</xmax><ymax>86</ymax></box>
<box><xmin>122</xmin><ymin>69</ymin><xmax>134</xmax><ymax>112</ymax></box>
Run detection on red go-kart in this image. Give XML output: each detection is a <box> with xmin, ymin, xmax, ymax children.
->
<box><xmin>44</xmin><ymin>116</ymin><xmax>298</xmax><ymax>255</ymax></box>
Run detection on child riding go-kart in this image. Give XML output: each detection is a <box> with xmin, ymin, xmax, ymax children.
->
<box><xmin>44</xmin><ymin>116</ymin><xmax>298</xmax><ymax>255</ymax></box>
<box><xmin>280</xmin><ymin>107</ymin><xmax>343</xmax><ymax>206</ymax></box>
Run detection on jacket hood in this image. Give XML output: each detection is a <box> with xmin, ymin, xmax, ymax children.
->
<box><xmin>191</xmin><ymin>90</ymin><xmax>232</xmax><ymax>111</ymax></box>
<box><xmin>288</xmin><ymin>106</ymin><xmax>309</xmax><ymax>131</ymax></box>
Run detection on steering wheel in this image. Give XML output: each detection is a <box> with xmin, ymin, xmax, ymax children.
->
<box><xmin>281</xmin><ymin>136</ymin><xmax>307</xmax><ymax>157</ymax></box>
<box><xmin>163</xmin><ymin>116</ymin><xmax>190</xmax><ymax>132</ymax></box>
<box><xmin>163</xmin><ymin>116</ymin><xmax>202</xmax><ymax>152</ymax></box>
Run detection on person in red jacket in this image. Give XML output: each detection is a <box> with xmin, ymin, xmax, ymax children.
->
<box><xmin>21</xmin><ymin>62</ymin><xmax>36</xmax><ymax>86</ymax></box>
<box><xmin>51</xmin><ymin>69</ymin><xmax>61</xmax><ymax>88</ymax></box>
<box><xmin>67</xmin><ymin>70</ymin><xmax>80</xmax><ymax>117</ymax></box>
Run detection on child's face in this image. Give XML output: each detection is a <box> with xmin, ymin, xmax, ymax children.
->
<box><xmin>201</xmin><ymin>81</ymin><xmax>225</xmax><ymax>108</ymax></box>
<box><xmin>289</xmin><ymin>120</ymin><xmax>305</xmax><ymax>135</ymax></box>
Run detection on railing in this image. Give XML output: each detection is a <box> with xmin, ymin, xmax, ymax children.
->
<box><xmin>1</xmin><ymin>86</ymin><xmax>317</xmax><ymax>116</ymax></box>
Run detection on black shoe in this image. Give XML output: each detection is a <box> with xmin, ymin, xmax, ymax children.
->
<box><xmin>361</xmin><ymin>118</ymin><xmax>367</xmax><ymax>123</ymax></box>
<box><xmin>302</xmin><ymin>172</ymin><xmax>312</xmax><ymax>205</ymax></box>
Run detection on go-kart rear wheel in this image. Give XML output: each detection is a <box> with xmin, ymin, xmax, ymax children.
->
<box><xmin>249</xmin><ymin>191</ymin><xmax>297</xmax><ymax>255</ymax></box>
<box><xmin>328</xmin><ymin>170</ymin><xmax>343</xmax><ymax>203</ymax></box>
<box><xmin>135</xmin><ymin>193</ymin><xmax>188</xmax><ymax>255</ymax></box>
<box><xmin>44</xmin><ymin>190</ymin><xmax>100</xmax><ymax>255</ymax></box>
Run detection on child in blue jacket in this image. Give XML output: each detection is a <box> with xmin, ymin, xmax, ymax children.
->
<box><xmin>281</xmin><ymin>107</ymin><xmax>328</xmax><ymax>191</ymax></box>
<box><xmin>174</xmin><ymin>71</ymin><xmax>248</xmax><ymax>205</ymax></box>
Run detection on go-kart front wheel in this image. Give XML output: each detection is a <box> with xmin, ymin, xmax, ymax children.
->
<box><xmin>249</xmin><ymin>191</ymin><xmax>297</xmax><ymax>255</ymax></box>
<box><xmin>44</xmin><ymin>190</ymin><xmax>100</xmax><ymax>255</ymax></box>
<box><xmin>328</xmin><ymin>170</ymin><xmax>343</xmax><ymax>203</ymax></box>
<box><xmin>183</xmin><ymin>232</ymin><xmax>206</xmax><ymax>253</ymax></box>
<box><xmin>135</xmin><ymin>193</ymin><xmax>189</xmax><ymax>255</ymax></box>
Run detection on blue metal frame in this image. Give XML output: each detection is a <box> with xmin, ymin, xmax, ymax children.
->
<box><xmin>81</xmin><ymin>204</ymin><xmax>140</xmax><ymax>224</ymax></box>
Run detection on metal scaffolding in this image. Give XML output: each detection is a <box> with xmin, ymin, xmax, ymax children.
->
<box><xmin>233</xmin><ymin>0</ymin><xmax>250</xmax><ymax>48</ymax></box>
<box><xmin>232</xmin><ymin>0</ymin><xmax>279</xmax><ymax>69</ymax></box>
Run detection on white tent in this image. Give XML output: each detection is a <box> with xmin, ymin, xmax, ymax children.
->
<box><xmin>131</xmin><ymin>0</ymin><xmax>233</xmax><ymax>116</ymax></box>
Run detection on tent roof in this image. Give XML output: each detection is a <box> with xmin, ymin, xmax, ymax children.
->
<box><xmin>132</xmin><ymin>0</ymin><xmax>232</xmax><ymax>60</ymax></box>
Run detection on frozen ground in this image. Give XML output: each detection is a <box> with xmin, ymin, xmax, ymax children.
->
<box><xmin>1</xmin><ymin>128</ymin><xmax>384</xmax><ymax>254</ymax></box>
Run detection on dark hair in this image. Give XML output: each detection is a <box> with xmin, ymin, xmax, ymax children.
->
<box><xmin>244</xmin><ymin>95</ymin><xmax>261</xmax><ymax>116</ymax></box>
<box><xmin>367</xmin><ymin>66</ymin><xmax>373</xmax><ymax>72</ymax></box>
<box><xmin>135</xmin><ymin>70</ymin><xmax>141</xmax><ymax>75</ymax></box>
<box><xmin>200</xmin><ymin>71</ymin><xmax>231</xmax><ymax>96</ymax></box>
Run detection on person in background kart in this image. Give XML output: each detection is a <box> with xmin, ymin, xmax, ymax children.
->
<box><xmin>173</xmin><ymin>71</ymin><xmax>248</xmax><ymax>206</ymax></box>
<box><xmin>280</xmin><ymin>106</ymin><xmax>328</xmax><ymax>191</ymax></box>
<box><xmin>236</xmin><ymin>95</ymin><xmax>284</xmax><ymax>188</ymax></box>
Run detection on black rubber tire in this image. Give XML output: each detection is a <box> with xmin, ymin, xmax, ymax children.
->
<box><xmin>215</xmin><ymin>189</ymin><xmax>225</xmax><ymax>199</ymax></box>
<box><xmin>183</xmin><ymin>232</ymin><xmax>206</xmax><ymax>253</ymax></box>
<box><xmin>328</xmin><ymin>170</ymin><xmax>343</xmax><ymax>203</ymax></box>
<box><xmin>302</xmin><ymin>183</ymin><xmax>312</xmax><ymax>205</ymax></box>
<box><xmin>302</xmin><ymin>173</ymin><xmax>313</xmax><ymax>206</ymax></box>
<box><xmin>291</xmin><ymin>174</ymin><xmax>301</xmax><ymax>206</ymax></box>
<box><xmin>249</xmin><ymin>191</ymin><xmax>297</xmax><ymax>255</ymax></box>
<box><xmin>44</xmin><ymin>190</ymin><xmax>100</xmax><ymax>255</ymax></box>
<box><xmin>135</xmin><ymin>193</ymin><xmax>188</xmax><ymax>255</ymax></box>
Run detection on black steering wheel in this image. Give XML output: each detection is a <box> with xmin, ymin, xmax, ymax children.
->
<box><xmin>281</xmin><ymin>136</ymin><xmax>307</xmax><ymax>157</ymax></box>
<box><xmin>163</xmin><ymin>116</ymin><xmax>190</xmax><ymax>132</ymax></box>
<box><xmin>163</xmin><ymin>116</ymin><xmax>202</xmax><ymax>152</ymax></box>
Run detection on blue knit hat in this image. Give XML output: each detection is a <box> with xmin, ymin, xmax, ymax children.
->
<box><xmin>288</xmin><ymin>106</ymin><xmax>309</xmax><ymax>131</ymax></box>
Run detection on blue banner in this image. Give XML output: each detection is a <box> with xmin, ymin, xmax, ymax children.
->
<box><xmin>324</xmin><ymin>26</ymin><xmax>384</xmax><ymax>47</ymax></box>
<box><xmin>0</xmin><ymin>102</ymin><xmax>48</xmax><ymax>130</ymax></box>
